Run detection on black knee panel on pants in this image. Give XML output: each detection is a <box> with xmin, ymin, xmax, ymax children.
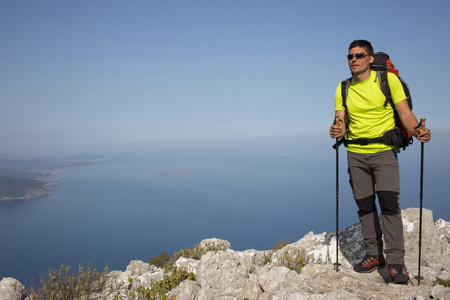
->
<box><xmin>377</xmin><ymin>191</ymin><xmax>401</xmax><ymax>215</ymax></box>
<box><xmin>356</xmin><ymin>194</ymin><xmax>377</xmax><ymax>217</ymax></box>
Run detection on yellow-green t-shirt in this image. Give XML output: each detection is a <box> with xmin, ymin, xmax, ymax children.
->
<box><xmin>335</xmin><ymin>70</ymin><xmax>407</xmax><ymax>153</ymax></box>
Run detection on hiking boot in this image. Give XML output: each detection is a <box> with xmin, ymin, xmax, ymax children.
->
<box><xmin>389</xmin><ymin>264</ymin><xmax>410</xmax><ymax>284</ymax></box>
<box><xmin>353</xmin><ymin>254</ymin><xmax>386</xmax><ymax>273</ymax></box>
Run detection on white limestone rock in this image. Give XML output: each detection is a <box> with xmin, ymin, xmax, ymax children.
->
<box><xmin>0</xmin><ymin>278</ymin><xmax>25</xmax><ymax>300</ymax></box>
<box><xmin>199</xmin><ymin>238</ymin><xmax>231</xmax><ymax>251</ymax></box>
<box><xmin>175</xmin><ymin>256</ymin><xmax>200</xmax><ymax>274</ymax></box>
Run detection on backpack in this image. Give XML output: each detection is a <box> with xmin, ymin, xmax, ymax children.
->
<box><xmin>334</xmin><ymin>52</ymin><xmax>414</xmax><ymax>153</ymax></box>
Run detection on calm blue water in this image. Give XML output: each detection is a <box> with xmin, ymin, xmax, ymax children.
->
<box><xmin>1</xmin><ymin>136</ymin><xmax>448</xmax><ymax>284</ymax></box>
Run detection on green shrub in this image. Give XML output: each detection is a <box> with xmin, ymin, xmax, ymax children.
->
<box><xmin>142</xmin><ymin>242</ymin><xmax>223</xmax><ymax>299</ymax></box>
<box><xmin>273</xmin><ymin>238</ymin><xmax>291</xmax><ymax>251</ymax></box>
<box><xmin>136</xmin><ymin>266</ymin><xmax>195</xmax><ymax>300</ymax></box>
<box><xmin>263</xmin><ymin>238</ymin><xmax>292</xmax><ymax>265</ymax></box>
<box><xmin>148</xmin><ymin>251</ymin><xmax>171</xmax><ymax>269</ymax></box>
<box><xmin>434</xmin><ymin>277</ymin><xmax>450</xmax><ymax>287</ymax></box>
<box><xmin>279</xmin><ymin>251</ymin><xmax>306</xmax><ymax>273</ymax></box>
<box><xmin>263</xmin><ymin>239</ymin><xmax>307</xmax><ymax>273</ymax></box>
<box><xmin>23</xmin><ymin>263</ymin><xmax>110</xmax><ymax>300</ymax></box>
<box><xmin>148</xmin><ymin>242</ymin><xmax>222</xmax><ymax>268</ymax></box>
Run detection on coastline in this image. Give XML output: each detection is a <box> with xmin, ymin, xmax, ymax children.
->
<box><xmin>0</xmin><ymin>155</ymin><xmax>103</xmax><ymax>201</ymax></box>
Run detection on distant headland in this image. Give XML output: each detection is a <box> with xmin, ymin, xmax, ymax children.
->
<box><xmin>0</xmin><ymin>154</ymin><xmax>104</xmax><ymax>201</ymax></box>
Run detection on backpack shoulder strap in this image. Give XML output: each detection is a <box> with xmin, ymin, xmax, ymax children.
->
<box><xmin>341</xmin><ymin>77</ymin><xmax>352</xmax><ymax>127</ymax></box>
<box><xmin>376</xmin><ymin>70</ymin><xmax>393</xmax><ymax>108</ymax></box>
<box><xmin>376</xmin><ymin>70</ymin><xmax>403</xmax><ymax>132</ymax></box>
<box><xmin>341</xmin><ymin>78</ymin><xmax>351</xmax><ymax>108</ymax></box>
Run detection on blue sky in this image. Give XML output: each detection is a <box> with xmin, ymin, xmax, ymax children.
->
<box><xmin>1</xmin><ymin>0</ymin><xmax>449</xmax><ymax>157</ymax></box>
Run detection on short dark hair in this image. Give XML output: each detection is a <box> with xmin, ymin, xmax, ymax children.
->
<box><xmin>349</xmin><ymin>40</ymin><xmax>374</xmax><ymax>56</ymax></box>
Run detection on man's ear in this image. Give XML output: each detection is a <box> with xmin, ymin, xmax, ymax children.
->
<box><xmin>369</xmin><ymin>55</ymin><xmax>374</xmax><ymax>64</ymax></box>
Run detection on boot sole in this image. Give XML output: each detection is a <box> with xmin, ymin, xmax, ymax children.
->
<box><xmin>391</xmin><ymin>275</ymin><xmax>410</xmax><ymax>284</ymax></box>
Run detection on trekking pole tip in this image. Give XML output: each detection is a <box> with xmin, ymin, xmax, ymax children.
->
<box><xmin>420</xmin><ymin>118</ymin><xmax>426</xmax><ymax>129</ymax></box>
<box><xmin>333</xmin><ymin>262</ymin><xmax>341</xmax><ymax>272</ymax></box>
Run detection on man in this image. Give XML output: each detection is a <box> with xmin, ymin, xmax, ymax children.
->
<box><xmin>329</xmin><ymin>40</ymin><xmax>431</xmax><ymax>284</ymax></box>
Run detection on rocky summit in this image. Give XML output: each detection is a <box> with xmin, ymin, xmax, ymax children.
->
<box><xmin>1</xmin><ymin>208</ymin><xmax>449</xmax><ymax>300</ymax></box>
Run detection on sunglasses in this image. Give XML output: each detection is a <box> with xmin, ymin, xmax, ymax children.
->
<box><xmin>347</xmin><ymin>53</ymin><xmax>369</xmax><ymax>60</ymax></box>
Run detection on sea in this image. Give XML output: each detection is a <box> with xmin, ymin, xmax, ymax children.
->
<box><xmin>1</xmin><ymin>135</ymin><xmax>448</xmax><ymax>284</ymax></box>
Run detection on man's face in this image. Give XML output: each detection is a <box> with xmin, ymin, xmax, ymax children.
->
<box><xmin>348</xmin><ymin>46</ymin><xmax>374</xmax><ymax>77</ymax></box>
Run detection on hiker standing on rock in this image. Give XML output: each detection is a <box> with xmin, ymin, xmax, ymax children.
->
<box><xmin>329</xmin><ymin>40</ymin><xmax>431</xmax><ymax>284</ymax></box>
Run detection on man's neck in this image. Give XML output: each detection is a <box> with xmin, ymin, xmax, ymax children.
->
<box><xmin>353</xmin><ymin>70</ymin><xmax>372</xmax><ymax>82</ymax></box>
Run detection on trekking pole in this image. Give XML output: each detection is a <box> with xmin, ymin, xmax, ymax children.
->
<box><xmin>415</xmin><ymin>118</ymin><xmax>426</xmax><ymax>285</ymax></box>
<box><xmin>334</xmin><ymin>114</ymin><xmax>341</xmax><ymax>272</ymax></box>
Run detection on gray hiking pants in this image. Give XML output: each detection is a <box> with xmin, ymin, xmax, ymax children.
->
<box><xmin>348</xmin><ymin>150</ymin><xmax>405</xmax><ymax>265</ymax></box>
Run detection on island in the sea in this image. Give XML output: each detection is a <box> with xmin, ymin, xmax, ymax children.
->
<box><xmin>0</xmin><ymin>154</ymin><xmax>103</xmax><ymax>201</ymax></box>
<box><xmin>178</xmin><ymin>171</ymin><xmax>199</xmax><ymax>176</ymax></box>
<box><xmin>163</xmin><ymin>171</ymin><xmax>199</xmax><ymax>176</ymax></box>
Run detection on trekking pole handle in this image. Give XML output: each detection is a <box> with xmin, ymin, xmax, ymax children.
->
<box><xmin>420</xmin><ymin>118</ymin><xmax>426</xmax><ymax>130</ymax></box>
<box><xmin>335</xmin><ymin>114</ymin><xmax>340</xmax><ymax>126</ymax></box>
